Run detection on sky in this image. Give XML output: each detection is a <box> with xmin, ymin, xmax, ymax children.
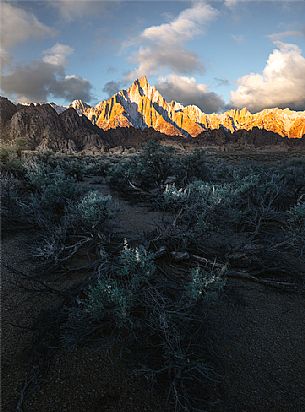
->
<box><xmin>1</xmin><ymin>0</ymin><xmax>305</xmax><ymax>113</ymax></box>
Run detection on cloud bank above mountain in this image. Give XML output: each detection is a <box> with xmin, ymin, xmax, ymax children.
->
<box><xmin>157</xmin><ymin>75</ymin><xmax>225</xmax><ymax>113</ymax></box>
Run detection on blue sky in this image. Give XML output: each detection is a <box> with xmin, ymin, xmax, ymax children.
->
<box><xmin>1</xmin><ymin>1</ymin><xmax>305</xmax><ymax>112</ymax></box>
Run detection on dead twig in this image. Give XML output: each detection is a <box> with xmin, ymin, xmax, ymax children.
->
<box><xmin>227</xmin><ymin>271</ymin><xmax>305</xmax><ymax>292</ymax></box>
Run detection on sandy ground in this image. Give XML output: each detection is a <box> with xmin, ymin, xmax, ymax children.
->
<box><xmin>206</xmin><ymin>280</ymin><xmax>305</xmax><ymax>412</ymax></box>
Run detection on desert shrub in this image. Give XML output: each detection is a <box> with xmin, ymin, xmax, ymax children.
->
<box><xmin>117</xmin><ymin>241</ymin><xmax>156</xmax><ymax>288</ymax></box>
<box><xmin>186</xmin><ymin>264</ymin><xmax>227</xmax><ymax>302</ymax></box>
<box><xmin>82</xmin><ymin>157</ymin><xmax>110</xmax><ymax>177</ymax></box>
<box><xmin>155</xmin><ymin>161</ymin><xmax>305</xmax><ymax>278</ymax></box>
<box><xmin>69</xmin><ymin>191</ymin><xmax>112</xmax><ymax>229</ymax></box>
<box><xmin>84</xmin><ymin>277</ymin><xmax>131</xmax><ymax>325</ymax></box>
<box><xmin>57</xmin><ymin>158</ymin><xmax>85</xmax><ymax>181</ymax></box>
<box><xmin>175</xmin><ymin>149</ymin><xmax>210</xmax><ymax>184</ymax></box>
<box><xmin>107</xmin><ymin>141</ymin><xmax>178</xmax><ymax>190</ymax></box>
<box><xmin>288</xmin><ymin>201</ymin><xmax>305</xmax><ymax>224</ymax></box>
<box><xmin>32</xmin><ymin>224</ymin><xmax>67</xmax><ymax>262</ymax></box>
<box><xmin>21</xmin><ymin>161</ymin><xmax>81</xmax><ymax>224</ymax></box>
<box><xmin>285</xmin><ymin>202</ymin><xmax>305</xmax><ymax>257</ymax></box>
<box><xmin>0</xmin><ymin>145</ymin><xmax>25</xmax><ymax>176</ymax></box>
<box><xmin>62</xmin><ymin>240</ymin><xmax>227</xmax><ymax>411</ymax></box>
<box><xmin>0</xmin><ymin>172</ymin><xmax>25</xmax><ymax>226</ymax></box>
<box><xmin>132</xmin><ymin>141</ymin><xmax>175</xmax><ymax>186</ymax></box>
<box><xmin>107</xmin><ymin>158</ymin><xmax>133</xmax><ymax>189</ymax></box>
<box><xmin>32</xmin><ymin>192</ymin><xmax>113</xmax><ymax>265</ymax></box>
<box><xmin>162</xmin><ymin>184</ymin><xmax>190</xmax><ymax>210</ymax></box>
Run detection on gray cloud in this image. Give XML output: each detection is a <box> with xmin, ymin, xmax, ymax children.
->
<box><xmin>214</xmin><ymin>77</ymin><xmax>230</xmax><ymax>87</ymax></box>
<box><xmin>127</xmin><ymin>46</ymin><xmax>204</xmax><ymax>80</ymax></box>
<box><xmin>1</xmin><ymin>57</ymin><xmax>92</xmax><ymax>103</ymax></box>
<box><xmin>1</xmin><ymin>2</ymin><xmax>55</xmax><ymax>49</ymax></box>
<box><xmin>157</xmin><ymin>75</ymin><xmax>225</xmax><ymax>113</ymax></box>
<box><xmin>102</xmin><ymin>80</ymin><xmax>122</xmax><ymax>97</ymax></box>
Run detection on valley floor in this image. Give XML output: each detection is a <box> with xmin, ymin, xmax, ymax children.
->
<box><xmin>2</xmin><ymin>178</ymin><xmax>305</xmax><ymax>412</ymax></box>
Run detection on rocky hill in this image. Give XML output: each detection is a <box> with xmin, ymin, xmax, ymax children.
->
<box><xmin>0</xmin><ymin>97</ymin><xmax>106</xmax><ymax>152</ymax></box>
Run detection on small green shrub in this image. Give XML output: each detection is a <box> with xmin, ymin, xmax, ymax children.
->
<box><xmin>70</xmin><ymin>191</ymin><xmax>112</xmax><ymax>229</ymax></box>
<box><xmin>162</xmin><ymin>184</ymin><xmax>189</xmax><ymax>209</ymax></box>
<box><xmin>288</xmin><ymin>202</ymin><xmax>305</xmax><ymax>224</ymax></box>
<box><xmin>84</xmin><ymin>277</ymin><xmax>131</xmax><ymax>325</ymax></box>
<box><xmin>0</xmin><ymin>145</ymin><xmax>25</xmax><ymax>175</ymax></box>
<box><xmin>0</xmin><ymin>172</ymin><xmax>24</xmax><ymax>225</ymax></box>
<box><xmin>186</xmin><ymin>264</ymin><xmax>227</xmax><ymax>302</ymax></box>
<box><xmin>118</xmin><ymin>240</ymin><xmax>156</xmax><ymax>288</ymax></box>
<box><xmin>21</xmin><ymin>161</ymin><xmax>81</xmax><ymax>224</ymax></box>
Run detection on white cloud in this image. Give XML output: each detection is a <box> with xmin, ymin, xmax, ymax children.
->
<box><xmin>156</xmin><ymin>74</ymin><xmax>224</xmax><ymax>113</ymax></box>
<box><xmin>43</xmin><ymin>43</ymin><xmax>74</xmax><ymax>66</ymax></box>
<box><xmin>50</xmin><ymin>0</ymin><xmax>117</xmax><ymax>21</ymax></box>
<box><xmin>142</xmin><ymin>2</ymin><xmax>218</xmax><ymax>45</ymax></box>
<box><xmin>231</xmin><ymin>34</ymin><xmax>245</xmax><ymax>44</ymax></box>
<box><xmin>126</xmin><ymin>2</ymin><xmax>218</xmax><ymax>80</ymax></box>
<box><xmin>267</xmin><ymin>30</ymin><xmax>304</xmax><ymax>42</ymax></box>
<box><xmin>0</xmin><ymin>2</ymin><xmax>55</xmax><ymax>49</ymax></box>
<box><xmin>230</xmin><ymin>42</ymin><xmax>305</xmax><ymax>111</ymax></box>
<box><xmin>224</xmin><ymin>0</ymin><xmax>238</xmax><ymax>8</ymax></box>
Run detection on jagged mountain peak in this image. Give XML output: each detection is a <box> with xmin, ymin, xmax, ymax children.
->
<box><xmin>70</xmin><ymin>99</ymin><xmax>91</xmax><ymax>112</ymax></box>
<box><xmin>136</xmin><ymin>75</ymin><xmax>149</xmax><ymax>88</ymax></box>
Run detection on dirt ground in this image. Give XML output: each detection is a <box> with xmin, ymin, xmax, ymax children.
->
<box><xmin>2</xmin><ymin>178</ymin><xmax>305</xmax><ymax>412</ymax></box>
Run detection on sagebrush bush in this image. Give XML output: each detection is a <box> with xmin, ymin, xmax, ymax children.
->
<box><xmin>118</xmin><ymin>240</ymin><xmax>156</xmax><ymax>287</ymax></box>
<box><xmin>162</xmin><ymin>184</ymin><xmax>189</xmax><ymax>209</ymax></box>
<box><xmin>21</xmin><ymin>161</ymin><xmax>81</xmax><ymax>224</ymax></box>
<box><xmin>107</xmin><ymin>141</ymin><xmax>177</xmax><ymax>189</ymax></box>
<box><xmin>186</xmin><ymin>264</ymin><xmax>227</xmax><ymax>302</ymax></box>
<box><xmin>62</xmin><ymin>239</ymin><xmax>227</xmax><ymax>410</ymax></box>
<box><xmin>32</xmin><ymin>225</ymin><xmax>65</xmax><ymax>262</ymax></box>
<box><xmin>0</xmin><ymin>172</ymin><xmax>24</xmax><ymax>225</ymax></box>
<box><xmin>0</xmin><ymin>145</ymin><xmax>25</xmax><ymax>176</ymax></box>
<box><xmin>288</xmin><ymin>201</ymin><xmax>305</xmax><ymax>224</ymax></box>
<box><xmin>84</xmin><ymin>277</ymin><xmax>131</xmax><ymax>325</ymax></box>
<box><xmin>70</xmin><ymin>191</ymin><xmax>112</xmax><ymax>229</ymax></box>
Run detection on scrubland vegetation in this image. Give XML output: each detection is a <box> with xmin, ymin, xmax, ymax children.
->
<box><xmin>1</xmin><ymin>142</ymin><xmax>305</xmax><ymax>411</ymax></box>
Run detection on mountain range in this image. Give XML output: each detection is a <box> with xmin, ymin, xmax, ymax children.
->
<box><xmin>1</xmin><ymin>76</ymin><xmax>305</xmax><ymax>152</ymax></box>
<box><xmin>53</xmin><ymin>76</ymin><xmax>305</xmax><ymax>139</ymax></box>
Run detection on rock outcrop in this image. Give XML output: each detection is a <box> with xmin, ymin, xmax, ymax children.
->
<box><xmin>0</xmin><ymin>97</ymin><xmax>18</xmax><ymax>128</ymax></box>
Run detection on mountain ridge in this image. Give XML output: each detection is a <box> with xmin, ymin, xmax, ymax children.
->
<box><xmin>64</xmin><ymin>76</ymin><xmax>305</xmax><ymax>139</ymax></box>
<box><xmin>1</xmin><ymin>95</ymin><xmax>305</xmax><ymax>152</ymax></box>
